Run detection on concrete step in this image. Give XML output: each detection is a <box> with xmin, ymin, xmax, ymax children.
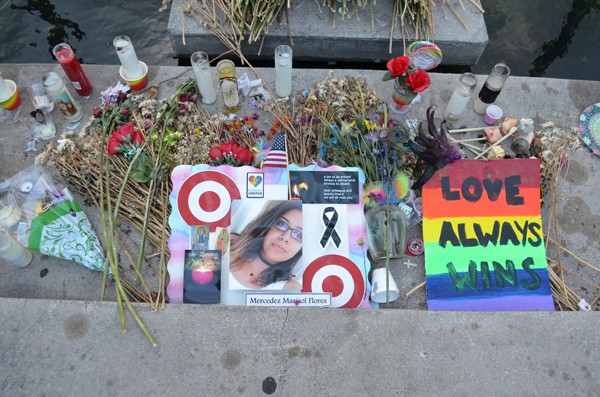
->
<box><xmin>167</xmin><ymin>0</ymin><xmax>488</xmax><ymax>65</ymax></box>
<box><xmin>1</xmin><ymin>297</ymin><xmax>598</xmax><ymax>396</ymax></box>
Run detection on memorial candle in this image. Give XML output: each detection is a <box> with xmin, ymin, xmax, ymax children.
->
<box><xmin>113</xmin><ymin>35</ymin><xmax>143</xmax><ymax>79</ymax></box>
<box><xmin>0</xmin><ymin>72</ymin><xmax>10</xmax><ymax>99</ymax></box>
<box><xmin>52</xmin><ymin>43</ymin><xmax>93</xmax><ymax>96</ymax></box>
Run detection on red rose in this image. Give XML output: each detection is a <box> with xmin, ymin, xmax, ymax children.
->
<box><xmin>106</xmin><ymin>123</ymin><xmax>144</xmax><ymax>155</ymax></box>
<box><xmin>208</xmin><ymin>147</ymin><xmax>223</xmax><ymax>160</ymax></box>
<box><xmin>107</xmin><ymin>134</ymin><xmax>122</xmax><ymax>155</ymax></box>
<box><xmin>386</xmin><ymin>56</ymin><xmax>410</xmax><ymax>77</ymax></box>
<box><xmin>405</xmin><ymin>70</ymin><xmax>430</xmax><ymax>93</ymax></box>
<box><xmin>232</xmin><ymin>145</ymin><xmax>253</xmax><ymax>165</ymax></box>
<box><xmin>219</xmin><ymin>141</ymin><xmax>235</xmax><ymax>155</ymax></box>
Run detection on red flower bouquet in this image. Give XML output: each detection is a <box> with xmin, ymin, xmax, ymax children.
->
<box><xmin>209</xmin><ymin>141</ymin><xmax>253</xmax><ymax>166</ymax></box>
<box><xmin>107</xmin><ymin>123</ymin><xmax>144</xmax><ymax>157</ymax></box>
<box><xmin>383</xmin><ymin>55</ymin><xmax>431</xmax><ymax>113</ymax></box>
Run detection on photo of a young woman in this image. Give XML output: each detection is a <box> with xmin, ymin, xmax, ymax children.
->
<box><xmin>229</xmin><ymin>200</ymin><xmax>303</xmax><ymax>290</ymax></box>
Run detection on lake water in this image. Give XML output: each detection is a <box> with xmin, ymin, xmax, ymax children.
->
<box><xmin>1</xmin><ymin>0</ymin><xmax>598</xmax><ymax>81</ymax></box>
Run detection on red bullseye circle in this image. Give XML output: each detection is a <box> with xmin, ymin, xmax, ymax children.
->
<box><xmin>177</xmin><ymin>170</ymin><xmax>241</xmax><ymax>229</ymax></box>
<box><xmin>200</xmin><ymin>191</ymin><xmax>221</xmax><ymax>212</ymax></box>
<box><xmin>322</xmin><ymin>275</ymin><xmax>344</xmax><ymax>297</ymax></box>
<box><xmin>302</xmin><ymin>254</ymin><xmax>365</xmax><ymax>308</ymax></box>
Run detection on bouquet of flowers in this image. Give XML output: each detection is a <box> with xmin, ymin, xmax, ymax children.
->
<box><xmin>383</xmin><ymin>55</ymin><xmax>431</xmax><ymax>113</ymax></box>
<box><xmin>383</xmin><ymin>41</ymin><xmax>442</xmax><ymax>114</ymax></box>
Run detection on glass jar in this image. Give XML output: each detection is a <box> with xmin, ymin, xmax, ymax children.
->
<box><xmin>42</xmin><ymin>72</ymin><xmax>82</xmax><ymax>123</ymax></box>
<box><xmin>444</xmin><ymin>72</ymin><xmax>477</xmax><ymax>122</ymax></box>
<box><xmin>191</xmin><ymin>51</ymin><xmax>217</xmax><ymax>105</ymax></box>
<box><xmin>365</xmin><ymin>203</ymin><xmax>407</xmax><ymax>260</ymax></box>
<box><xmin>52</xmin><ymin>43</ymin><xmax>93</xmax><ymax>96</ymax></box>
<box><xmin>473</xmin><ymin>63</ymin><xmax>511</xmax><ymax>114</ymax></box>
<box><xmin>216</xmin><ymin>60</ymin><xmax>240</xmax><ymax>113</ymax></box>
<box><xmin>274</xmin><ymin>45</ymin><xmax>293</xmax><ymax>98</ymax></box>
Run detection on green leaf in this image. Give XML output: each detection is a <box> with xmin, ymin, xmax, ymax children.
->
<box><xmin>382</xmin><ymin>71</ymin><xmax>394</xmax><ymax>82</ymax></box>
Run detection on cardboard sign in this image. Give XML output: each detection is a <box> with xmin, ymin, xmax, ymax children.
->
<box><xmin>422</xmin><ymin>159</ymin><xmax>555</xmax><ymax>311</ymax></box>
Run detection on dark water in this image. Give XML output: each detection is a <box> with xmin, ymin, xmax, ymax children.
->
<box><xmin>1</xmin><ymin>0</ymin><xmax>599</xmax><ymax>81</ymax></box>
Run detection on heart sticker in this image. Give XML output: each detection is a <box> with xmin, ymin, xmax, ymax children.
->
<box><xmin>249</xmin><ymin>175</ymin><xmax>263</xmax><ymax>187</ymax></box>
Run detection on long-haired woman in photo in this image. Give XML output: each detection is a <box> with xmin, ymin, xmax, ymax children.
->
<box><xmin>230</xmin><ymin>201</ymin><xmax>302</xmax><ymax>290</ymax></box>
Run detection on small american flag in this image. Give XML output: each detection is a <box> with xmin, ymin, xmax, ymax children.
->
<box><xmin>262</xmin><ymin>133</ymin><xmax>288</xmax><ymax>168</ymax></box>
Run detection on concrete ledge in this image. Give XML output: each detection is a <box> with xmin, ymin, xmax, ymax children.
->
<box><xmin>168</xmin><ymin>0</ymin><xmax>488</xmax><ymax>65</ymax></box>
<box><xmin>1</xmin><ymin>298</ymin><xmax>598</xmax><ymax>395</ymax></box>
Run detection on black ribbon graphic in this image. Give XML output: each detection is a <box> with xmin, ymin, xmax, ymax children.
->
<box><xmin>320</xmin><ymin>206</ymin><xmax>342</xmax><ymax>248</ymax></box>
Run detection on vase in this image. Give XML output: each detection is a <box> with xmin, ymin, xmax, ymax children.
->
<box><xmin>365</xmin><ymin>203</ymin><xmax>407</xmax><ymax>261</ymax></box>
<box><xmin>391</xmin><ymin>78</ymin><xmax>417</xmax><ymax>114</ymax></box>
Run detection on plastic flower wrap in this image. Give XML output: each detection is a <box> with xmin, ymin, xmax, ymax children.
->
<box><xmin>0</xmin><ymin>164</ymin><xmax>105</xmax><ymax>271</ymax></box>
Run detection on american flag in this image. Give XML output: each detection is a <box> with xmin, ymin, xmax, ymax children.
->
<box><xmin>262</xmin><ymin>133</ymin><xmax>288</xmax><ymax>168</ymax></box>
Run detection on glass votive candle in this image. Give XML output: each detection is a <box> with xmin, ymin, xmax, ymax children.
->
<box><xmin>191</xmin><ymin>51</ymin><xmax>217</xmax><ymax>105</ymax></box>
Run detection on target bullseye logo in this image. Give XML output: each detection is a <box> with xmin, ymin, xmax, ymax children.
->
<box><xmin>177</xmin><ymin>171</ymin><xmax>241</xmax><ymax>230</ymax></box>
<box><xmin>302</xmin><ymin>254</ymin><xmax>365</xmax><ymax>308</ymax></box>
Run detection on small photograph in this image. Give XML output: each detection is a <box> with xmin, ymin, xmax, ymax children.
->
<box><xmin>190</xmin><ymin>225</ymin><xmax>209</xmax><ymax>251</ymax></box>
<box><xmin>183</xmin><ymin>249</ymin><xmax>221</xmax><ymax>304</ymax></box>
<box><xmin>229</xmin><ymin>200</ymin><xmax>303</xmax><ymax>291</ymax></box>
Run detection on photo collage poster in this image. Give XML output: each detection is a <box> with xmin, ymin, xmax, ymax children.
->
<box><xmin>167</xmin><ymin>164</ymin><xmax>288</xmax><ymax>303</ymax></box>
<box><xmin>167</xmin><ymin>163</ymin><xmax>370</xmax><ymax>308</ymax></box>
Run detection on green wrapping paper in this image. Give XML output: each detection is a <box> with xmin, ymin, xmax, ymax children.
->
<box><xmin>28</xmin><ymin>200</ymin><xmax>105</xmax><ymax>271</ymax></box>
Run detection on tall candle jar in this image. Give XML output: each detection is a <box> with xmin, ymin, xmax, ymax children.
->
<box><xmin>274</xmin><ymin>45</ymin><xmax>293</xmax><ymax>98</ymax></box>
<box><xmin>0</xmin><ymin>72</ymin><xmax>12</xmax><ymax>100</ymax></box>
<box><xmin>216</xmin><ymin>60</ymin><xmax>240</xmax><ymax>113</ymax></box>
<box><xmin>113</xmin><ymin>35</ymin><xmax>143</xmax><ymax>80</ymax></box>
<box><xmin>43</xmin><ymin>72</ymin><xmax>82</xmax><ymax>123</ymax></box>
<box><xmin>0</xmin><ymin>229</ymin><xmax>32</xmax><ymax>267</ymax></box>
<box><xmin>473</xmin><ymin>63</ymin><xmax>511</xmax><ymax>114</ymax></box>
<box><xmin>52</xmin><ymin>43</ymin><xmax>93</xmax><ymax>96</ymax></box>
<box><xmin>191</xmin><ymin>51</ymin><xmax>217</xmax><ymax>105</ymax></box>
<box><xmin>444</xmin><ymin>72</ymin><xmax>477</xmax><ymax>122</ymax></box>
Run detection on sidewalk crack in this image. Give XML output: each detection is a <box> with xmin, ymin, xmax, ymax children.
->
<box><xmin>278</xmin><ymin>308</ymin><xmax>290</xmax><ymax>392</ymax></box>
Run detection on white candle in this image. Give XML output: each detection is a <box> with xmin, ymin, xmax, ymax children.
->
<box><xmin>0</xmin><ymin>231</ymin><xmax>33</xmax><ymax>267</ymax></box>
<box><xmin>0</xmin><ymin>205</ymin><xmax>21</xmax><ymax>228</ymax></box>
<box><xmin>113</xmin><ymin>35</ymin><xmax>143</xmax><ymax>80</ymax></box>
<box><xmin>275</xmin><ymin>45</ymin><xmax>293</xmax><ymax>98</ymax></box>
<box><xmin>0</xmin><ymin>72</ymin><xmax>11</xmax><ymax>100</ymax></box>
<box><xmin>190</xmin><ymin>51</ymin><xmax>217</xmax><ymax>105</ymax></box>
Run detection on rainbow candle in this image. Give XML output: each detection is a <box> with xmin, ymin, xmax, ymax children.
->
<box><xmin>0</xmin><ymin>73</ymin><xmax>21</xmax><ymax>110</ymax></box>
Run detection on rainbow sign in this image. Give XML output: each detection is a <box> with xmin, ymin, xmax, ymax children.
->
<box><xmin>422</xmin><ymin>159</ymin><xmax>555</xmax><ymax>311</ymax></box>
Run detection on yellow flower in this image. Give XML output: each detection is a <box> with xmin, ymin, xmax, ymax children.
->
<box><xmin>363</xmin><ymin>119</ymin><xmax>377</xmax><ymax>132</ymax></box>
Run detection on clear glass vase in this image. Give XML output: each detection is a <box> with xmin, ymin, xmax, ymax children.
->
<box><xmin>365</xmin><ymin>203</ymin><xmax>407</xmax><ymax>260</ymax></box>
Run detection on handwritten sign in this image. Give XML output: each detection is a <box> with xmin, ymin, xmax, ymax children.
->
<box><xmin>422</xmin><ymin>159</ymin><xmax>555</xmax><ymax>311</ymax></box>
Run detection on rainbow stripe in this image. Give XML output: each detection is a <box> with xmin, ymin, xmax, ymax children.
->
<box><xmin>0</xmin><ymin>80</ymin><xmax>21</xmax><ymax>110</ymax></box>
<box><xmin>119</xmin><ymin>61</ymin><xmax>149</xmax><ymax>91</ymax></box>
<box><xmin>392</xmin><ymin>79</ymin><xmax>416</xmax><ymax>112</ymax></box>
<box><xmin>422</xmin><ymin>159</ymin><xmax>554</xmax><ymax>311</ymax></box>
<box><xmin>125</xmin><ymin>74</ymin><xmax>148</xmax><ymax>91</ymax></box>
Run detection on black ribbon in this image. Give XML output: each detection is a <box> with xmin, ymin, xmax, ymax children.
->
<box><xmin>320</xmin><ymin>206</ymin><xmax>341</xmax><ymax>248</ymax></box>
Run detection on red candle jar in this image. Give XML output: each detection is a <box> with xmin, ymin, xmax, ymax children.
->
<box><xmin>52</xmin><ymin>43</ymin><xmax>92</xmax><ymax>96</ymax></box>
